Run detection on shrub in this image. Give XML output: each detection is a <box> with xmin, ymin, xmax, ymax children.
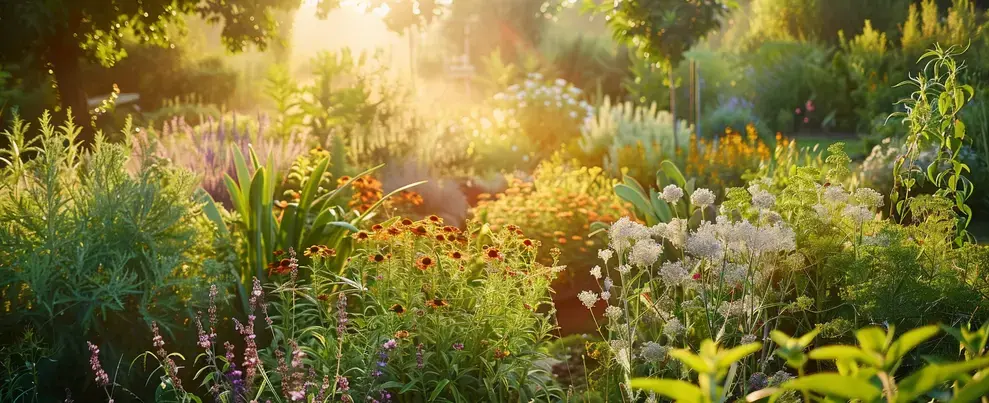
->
<box><xmin>0</xmin><ymin>111</ymin><xmax>235</xmax><ymax>401</ymax></box>
<box><xmin>684</xmin><ymin>124</ymin><xmax>774</xmax><ymax>192</ymax></box>
<box><xmin>472</xmin><ymin>155</ymin><xmax>630</xmax><ymax>273</ymax></box>
<box><xmin>489</xmin><ymin>73</ymin><xmax>594</xmax><ymax>156</ymax></box>
<box><xmin>95</xmin><ymin>218</ymin><xmax>564</xmax><ymax>402</ymax></box>
<box><xmin>579</xmin><ymin>96</ymin><xmax>691</xmax><ymax>184</ymax></box>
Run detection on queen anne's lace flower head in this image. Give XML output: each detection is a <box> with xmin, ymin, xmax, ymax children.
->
<box><xmin>690</xmin><ymin>188</ymin><xmax>716</xmax><ymax>208</ymax></box>
<box><xmin>853</xmin><ymin>187</ymin><xmax>885</xmax><ymax>209</ymax></box>
<box><xmin>686</xmin><ymin>222</ymin><xmax>723</xmax><ymax>260</ymax></box>
<box><xmin>659</xmin><ymin>260</ymin><xmax>690</xmax><ymax>286</ymax></box>
<box><xmin>629</xmin><ymin>240</ymin><xmax>662</xmax><ymax>268</ymax></box>
<box><xmin>604</xmin><ymin>305</ymin><xmax>623</xmax><ymax>320</ymax></box>
<box><xmin>661</xmin><ymin>185</ymin><xmax>684</xmax><ymax>204</ymax></box>
<box><xmin>750</xmin><ymin>187</ymin><xmax>777</xmax><ymax>210</ymax></box>
<box><xmin>590</xmin><ymin>265</ymin><xmax>602</xmax><ymax>280</ymax></box>
<box><xmin>640</xmin><ymin>342</ymin><xmax>670</xmax><ymax>363</ymax></box>
<box><xmin>578</xmin><ymin>291</ymin><xmax>598</xmax><ymax>310</ymax></box>
<box><xmin>843</xmin><ymin>205</ymin><xmax>875</xmax><ymax>225</ymax></box>
<box><xmin>598</xmin><ymin>249</ymin><xmax>614</xmax><ymax>263</ymax></box>
<box><xmin>609</xmin><ymin>217</ymin><xmax>651</xmax><ymax>253</ymax></box>
<box><xmin>823</xmin><ymin>185</ymin><xmax>849</xmax><ymax>205</ymax></box>
<box><xmin>663</xmin><ymin>317</ymin><xmax>685</xmax><ymax>338</ymax></box>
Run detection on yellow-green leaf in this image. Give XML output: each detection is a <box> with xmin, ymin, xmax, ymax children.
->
<box><xmin>630</xmin><ymin>378</ymin><xmax>702</xmax><ymax>403</ymax></box>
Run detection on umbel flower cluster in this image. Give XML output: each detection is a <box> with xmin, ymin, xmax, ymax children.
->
<box><xmin>577</xmin><ymin>182</ymin><xmax>825</xmax><ymax>398</ymax></box>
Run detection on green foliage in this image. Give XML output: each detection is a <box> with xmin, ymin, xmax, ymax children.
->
<box><xmin>631</xmin><ymin>341</ymin><xmax>761</xmax><ymax>403</ymax></box>
<box><xmin>589</xmin><ymin>0</ymin><xmax>733</xmax><ymax>66</ymax></box>
<box><xmin>578</xmin><ymin>97</ymin><xmax>691</xmax><ymax>184</ymax></box>
<box><xmin>888</xmin><ymin>44</ymin><xmax>976</xmax><ymax>243</ymax></box>
<box><xmin>752</xmin><ymin>324</ymin><xmax>989</xmax><ymax>402</ymax></box>
<box><xmin>205</xmin><ymin>142</ymin><xmax>423</xmax><ymax>311</ymax></box>
<box><xmin>0</xmin><ymin>111</ymin><xmax>234</xmax><ymax>401</ymax></box>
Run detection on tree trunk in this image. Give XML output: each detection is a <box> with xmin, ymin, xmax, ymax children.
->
<box><xmin>48</xmin><ymin>24</ymin><xmax>93</xmax><ymax>148</ymax></box>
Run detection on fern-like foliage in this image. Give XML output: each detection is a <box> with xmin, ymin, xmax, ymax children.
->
<box><xmin>0</xmin><ymin>111</ymin><xmax>235</xmax><ymax>401</ymax></box>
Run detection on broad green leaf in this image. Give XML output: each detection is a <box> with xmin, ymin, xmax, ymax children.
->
<box><xmin>856</xmin><ymin>327</ymin><xmax>889</xmax><ymax>353</ymax></box>
<box><xmin>798</xmin><ymin>327</ymin><xmax>822</xmax><ymax>347</ymax></box>
<box><xmin>199</xmin><ymin>192</ymin><xmax>229</xmax><ymax>237</ymax></box>
<box><xmin>885</xmin><ymin>325</ymin><xmax>939</xmax><ymax>364</ymax></box>
<box><xmin>615</xmin><ymin>183</ymin><xmax>658</xmax><ymax>223</ymax></box>
<box><xmin>630</xmin><ymin>378</ymin><xmax>702</xmax><ymax>402</ymax></box>
<box><xmin>299</xmin><ymin>157</ymin><xmax>330</xmax><ymax>210</ymax></box>
<box><xmin>661</xmin><ymin>160</ymin><xmax>687</xmax><ymax>188</ymax></box>
<box><xmin>781</xmin><ymin>374</ymin><xmax>882</xmax><ymax>400</ymax></box>
<box><xmin>670</xmin><ymin>349</ymin><xmax>711</xmax><ymax>373</ymax></box>
<box><xmin>232</xmin><ymin>146</ymin><xmax>251</xmax><ymax>194</ymax></box>
<box><xmin>809</xmin><ymin>345</ymin><xmax>877</xmax><ymax>366</ymax></box>
<box><xmin>896</xmin><ymin>357</ymin><xmax>989</xmax><ymax>402</ymax></box>
<box><xmin>953</xmin><ymin>373</ymin><xmax>989</xmax><ymax>402</ymax></box>
<box><xmin>717</xmin><ymin>343</ymin><xmax>762</xmax><ymax>368</ymax></box>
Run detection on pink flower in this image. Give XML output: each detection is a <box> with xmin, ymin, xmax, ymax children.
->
<box><xmin>806</xmin><ymin>100</ymin><xmax>815</xmax><ymax>112</ymax></box>
<box><xmin>795</xmin><ymin>108</ymin><xmax>801</xmax><ymax>114</ymax></box>
<box><xmin>803</xmin><ymin>117</ymin><xmax>809</xmax><ymax>123</ymax></box>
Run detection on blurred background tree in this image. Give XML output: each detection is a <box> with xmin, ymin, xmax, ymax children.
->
<box><xmin>0</xmin><ymin>0</ymin><xmax>333</xmax><ymax>146</ymax></box>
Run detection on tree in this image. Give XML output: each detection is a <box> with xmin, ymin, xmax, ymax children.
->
<box><xmin>0</xmin><ymin>0</ymin><xmax>340</xmax><ymax>146</ymax></box>
<box><xmin>589</xmin><ymin>0</ymin><xmax>733</xmax><ymax>150</ymax></box>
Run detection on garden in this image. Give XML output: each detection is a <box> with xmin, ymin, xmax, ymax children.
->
<box><xmin>3</xmin><ymin>0</ymin><xmax>989</xmax><ymax>402</ymax></box>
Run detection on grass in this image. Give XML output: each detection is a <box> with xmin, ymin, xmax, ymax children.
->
<box><xmin>788</xmin><ymin>134</ymin><xmax>868</xmax><ymax>160</ymax></box>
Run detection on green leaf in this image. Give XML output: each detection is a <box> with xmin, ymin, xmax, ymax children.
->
<box><xmin>780</xmin><ymin>374</ymin><xmax>882</xmax><ymax>400</ymax></box>
<box><xmin>954</xmin><ymin>119</ymin><xmax>966</xmax><ymax>139</ymax></box>
<box><xmin>670</xmin><ymin>349</ymin><xmax>711</xmax><ymax>373</ymax></box>
<box><xmin>953</xmin><ymin>372</ymin><xmax>989</xmax><ymax>402</ymax></box>
<box><xmin>630</xmin><ymin>378</ymin><xmax>703</xmax><ymax>402</ymax></box>
<box><xmin>885</xmin><ymin>325</ymin><xmax>939</xmax><ymax>364</ymax></box>
<box><xmin>717</xmin><ymin>343</ymin><xmax>762</xmax><ymax>368</ymax></box>
<box><xmin>809</xmin><ymin>345</ymin><xmax>877</xmax><ymax>366</ymax></box>
<box><xmin>661</xmin><ymin>160</ymin><xmax>687</xmax><ymax>188</ymax></box>
<box><xmin>896</xmin><ymin>357</ymin><xmax>989</xmax><ymax>402</ymax></box>
<box><xmin>855</xmin><ymin>327</ymin><xmax>889</xmax><ymax>353</ymax></box>
<box><xmin>199</xmin><ymin>192</ymin><xmax>229</xmax><ymax>237</ymax></box>
<box><xmin>429</xmin><ymin>379</ymin><xmax>450</xmax><ymax>401</ymax></box>
<box><xmin>299</xmin><ymin>157</ymin><xmax>330</xmax><ymax>210</ymax></box>
<box><xmin>615</xmin><ymin>183</ymin><xmax>658</xmax><ymax>224</ymax></box>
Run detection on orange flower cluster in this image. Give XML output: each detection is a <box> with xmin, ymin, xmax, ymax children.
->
<box><xmin>336</xmin><ymin>175</ymin><xmax>424</xmax><ymax>215</ymax></box>
<box><xmin>472</xmin><ymin>157</ymin><xmax>631</xmax><ymax>269</ymax></box>
<box><xmin>685</xmin><ymin>123</ymin><xmax>778</xmax><ymax>190</ymax></box>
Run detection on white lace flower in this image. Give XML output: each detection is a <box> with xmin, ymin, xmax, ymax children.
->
<box><xmin>853</xmin><ymin>187</ymin><xmax>885</xmax><ymax>208</ymax></box>
<box><xmin>686</xmin><ymin>223</ymin><xmax>723</xmax><ymax>259</ymax></box>
<box><xmin>609</xmin><ymin>217</ymin><xmax>651</xmax><ymax>253</ymax></box>
<box><xmin>617</xmin><ymin>264</ymin><xmax>632</xmax><ymax>275</ymax></box>
<box><xmin>659</xmin><ymin>261</ymin><xmax>690</xmax><ymax>286</ymax></box>
<box><xmin>640</xmin><ymin>342</ymin><xmax>669</xmax><ymax>363</ymax></box>
<box><xmin>823</xmin><ymin>185</ymin><xmax>849</xmax><ymax>204</ymax></box>
<box><xmin>740</xmin><ymin>334</ymin><xmax>758</xmax><ymax>344</ymax></box>
<box><xmin>604</xmin><ymin>305</ymin><xmax>623</xmax><ymax>320</ymax></box>
<box><xmin>603</xmin><ymin>277</ymin><xmax>614</xmax><ymax>291</ymax></box>
<box><xmin>720</xmin><ymin>263</ymin><xmax>748</xmax><ymax>287</ymax></box>
<box><xmin>598</xmin><ymin>249</ymin><xmax>614</xmax><ymax>263</ymax></box>
<box><xmin>661</xmin><ymin>185</ymin><xmax>684</xmax><ymax>204</ymax></box>
<box><xmin>663</xmin><ymin>317</ymin><xmax>685</xmax><ymax>338</ymax></box>
<box><xmin>843</xmin><ymin>205</ymin><xmax>874</xmax><ymax>225</ymax></box>
<box><xmin>751</xmin><ymin>189</ymin><xmax>777</xmax><ymax>210</ymax></box>
<box><xmin>629</xmin><ymin>240</ymin><xmax>662</xmax><ymax>268</ymax></box>
<box><xmin>590</xmin><ymin>265</ymin><xmax>602</xmax><ymax>280</ymax></box>
<box><xmin>600</xmin><ymin>291</ymin><xmax>611</xmax><ymax>301</ymax></box>
<box><xmin>578</xmin><ymin>291</ymin><xmax>598</xmax><ymax>310</ymax></box>
<box><xmin>690</xmin><ymin>188</ymin><xmax>716</xmax><ymax>208</ymax></box>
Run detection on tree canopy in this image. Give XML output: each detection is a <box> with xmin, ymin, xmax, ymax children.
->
<box><xmin>0</xmin><ymin>0</ymin><xmax>331</xmax><ymax>145</ymax></box>
<box><xmin>590</xmin><ymin>0</ymin><xmax>733</xmax><ymax>66</ymax></box>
